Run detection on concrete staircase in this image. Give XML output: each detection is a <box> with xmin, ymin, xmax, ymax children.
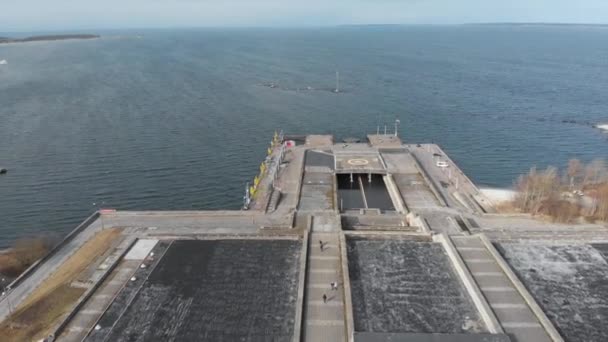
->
<box><xmin>267</xmin><ymin>189</ymin><xmax>281</xmax><ymax>212</ymax></box>
<box><xmin>303</xmin><ymin>232</ymin><xmax>346</xmax><ymax>342</ymax></box>
<box><xmin>451</xmin><ymin>235</ymin><xmax>556</xmax><ymax>342</ymax></box>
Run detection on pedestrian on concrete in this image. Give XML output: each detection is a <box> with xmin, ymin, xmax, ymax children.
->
<box><xmin>319</xmin><ymin>240</ymin><xmax>324</xmax><ymax>251</ymax></box>
<box><xmin>330</xmin><ymin>282</ymin><xmax>338</xmax><ymax>291</ymax></box>
<box><xmin>323</xmin><ymin>294</ymin><xmax>327</xmax><ymax>303</ymax></box>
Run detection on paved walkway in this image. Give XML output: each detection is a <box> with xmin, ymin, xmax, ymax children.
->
<box><xmin>303</xmin><ymin>232</ymin><xmax>346</xmax><ymax>342</ymax></box>
<box><xmin>60</xmin><ymin>260</ymin><xmax>140</xmax><ymax>341</ymax></box>
<box><xmin>451</xmin><ymin>235</ymin><xmax>553</xmax><ymax>342</ymax></box>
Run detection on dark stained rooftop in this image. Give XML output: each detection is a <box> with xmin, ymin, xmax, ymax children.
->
<box><xmin>86</xmin><ymin>239</ymin><xmax>301</xmax><ymax>342</ymax></box>
<box><xmin>347</xmin><ymin>238</ymin><xmax>486</xmax><ymax>334</ymax></box>
<box><xmin>497</xmin><ymin>242</ymin><xmax>608</xmax><ymax>342</ymax></box>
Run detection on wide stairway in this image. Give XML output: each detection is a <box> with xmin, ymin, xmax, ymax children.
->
<box><xmin>451</xmin><ymin>235</ymin><xmax>554</xmax><ymax>342</ymax></box>
<box><xmin>303</xmin><ymin>232</ymin><xmax>346</xmax><ymax>341</ymax></box>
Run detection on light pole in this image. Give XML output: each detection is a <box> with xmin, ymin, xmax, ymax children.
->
<box><xmin>394</xmin><ymin>119</ymin><xmax>401</xmax><ymax>137</ymax></box>
<box><xmin>93</xmin><ymin>201</ymin><xmax>106</xmax><ymax>229</ymax></box>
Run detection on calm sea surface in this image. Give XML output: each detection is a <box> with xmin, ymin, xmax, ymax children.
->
<box><xmin>0</xmin><ymin>26</ymin><xmax>607</xmax><ymax>246</ymax></box>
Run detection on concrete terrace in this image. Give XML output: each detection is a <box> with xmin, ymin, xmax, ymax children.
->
<box><xmin>1</xmin><ymin>133</ymin><xmax>608</xmax><ymax>342</ymax></box>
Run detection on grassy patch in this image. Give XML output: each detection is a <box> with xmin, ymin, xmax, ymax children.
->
<box><xmin>0</xmin><ymin>228</ymin><xmax>122</xmax><ymax>341</ymax></box>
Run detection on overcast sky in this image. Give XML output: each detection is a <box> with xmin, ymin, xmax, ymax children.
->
<box><xmin>1</xmin><ymin>0</ymin><xmax>607</xmax><ymax>32</ymax></box>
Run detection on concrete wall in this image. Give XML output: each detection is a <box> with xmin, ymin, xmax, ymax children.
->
<box><xmin>292</xmin><ymin>217</ymin><xmax>310</xmax><ymax>342</ymax></box>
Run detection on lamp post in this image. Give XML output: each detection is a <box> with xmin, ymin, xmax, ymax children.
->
<box><xmin>394</xmin><ymin>119</ymin><xmax>401</xmax><ymax>137</ymax></box>
<box><xmin>93</xmin><ymin>201</ymin><xmax>106</xmax><ymax>229</ymax></box>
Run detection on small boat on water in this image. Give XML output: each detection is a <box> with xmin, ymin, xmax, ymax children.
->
<box><xmin>0</xmin><ymin>60</ymin><xmax>7</xmax><ymax>65</ymax></box>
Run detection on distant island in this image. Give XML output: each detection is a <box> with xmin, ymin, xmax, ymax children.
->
<box><xmin>466</xmin><ymin>22</ymin><xmax>608</xmax><ymax>27</ymax></box>
<box><xmin>0</xmin><ymin>34</ymin><xmax>100</xmax><ymax>44</ymax></box>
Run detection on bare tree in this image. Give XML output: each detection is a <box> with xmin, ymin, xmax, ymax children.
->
<box><xmin>584</xmin><ymin>159</ymin><xmax>606</xmax><ymax>186</ymax></box>
<box><xmin>513</xmin><ymin>166</ymin><xmax>561</xmax><ymax>214</ymax></box>
<box><xmin>596</xmin><ymin>184</ymin><xmax>608</xmax><ymax>221</ymax></box>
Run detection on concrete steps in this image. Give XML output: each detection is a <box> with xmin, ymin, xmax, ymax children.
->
<box><xmin>267</xmin><ymin>189</ymin><xmax>281</xmax><ymax>212</ymax></box>
<box><xmin>451</xmin><ymin>236</ymin><xmax>556</xmax><ymax>342</ymax></box>
<box><xmin>303</xmin><ymin>232</ymin><xmax>346</xmax><ymax>342</ymax></box>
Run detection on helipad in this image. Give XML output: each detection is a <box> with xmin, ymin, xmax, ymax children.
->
<box><xmin>334</xmin><ymin>153</ymin><xmax>385</xmax><ymax>173</ymax></box>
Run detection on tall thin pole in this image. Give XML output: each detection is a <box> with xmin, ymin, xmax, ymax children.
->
<box><xmin>335</xmin><ymin>71</ymin><xmax>340</xmax><ymax>93</ymax></box>
<box><xmin>394</xmin><ymin>119</ymin><xmax>400</xmax><ymax>137</ymax></box>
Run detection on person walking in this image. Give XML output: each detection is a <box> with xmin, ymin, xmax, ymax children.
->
<box><xmin>322</xmin><ymin>294</ymin><xmax>327</xmax><ymax>303</ymax></box>
<box><xmin>319</xmin><ymin>240</ymin><xmax>324</xmax><ymax>251</ymax></box>
<box><xmin>330</xmin><ymin>282</ymin><xmax>338</xmax><ymax>291</ymax></box>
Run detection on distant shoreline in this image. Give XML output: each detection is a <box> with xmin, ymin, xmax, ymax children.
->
<box><xmin>465</xmin><ymin>22</ymin><xmax>608</xmax><ymax>27</ymax></box>
<box><xmin>0</xmin><ymin>34</ymin><xmax>100</xmax><ymax>44</ymax></box>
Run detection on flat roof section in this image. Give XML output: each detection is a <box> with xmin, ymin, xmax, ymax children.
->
<box><xmin>497</xmin><ymin>243</ymin><xmax>608</xmax><ymax>342</ymax></box>
<box><xmin>334</xmin><ymin>153</ymin><xmax>385</xmax><ymax>174</ymax></box>
<box><xmin>299</xmin><ymin>172</ymin><xmax>334</xmax><ymax>211</ymax></box>
<box><xmin>347</xmin><ymin>238</ymin><xmax>486</xmax><ymax>334</ymax></box>
<box><xmin>393</xmin><ymin>174</ymin><xmax>440</xmax><ymax>210</ymax></box>
<box><xmin>381</xmin><ymin>152</ymin><xmax>419</xmax><ymax>174</ymax></box>
<box><xmin>86</xmin><ymin>239</ymin><xmax>301</xmax><ymax>342</ymax></box>
<box><xmin>305</xmin><ymin>150</ymin><xmax>334</xmax><ymax>170</ymax></box>
<box><xmin>123</xmin><ymin>239</ymin><xmax>158</xmax><ymax>260</ymax></box>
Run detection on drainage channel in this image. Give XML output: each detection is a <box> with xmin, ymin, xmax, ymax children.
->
<box><xmin>337</xmin><ymin>174</ymin><xmax>394</xmax><ymax>211</ymax></box>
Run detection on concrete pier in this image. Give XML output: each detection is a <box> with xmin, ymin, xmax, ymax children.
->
<box><xmin>2</xmin><ymin>133</ymin><xmax>608</xmax><ymax>342</ymax></box>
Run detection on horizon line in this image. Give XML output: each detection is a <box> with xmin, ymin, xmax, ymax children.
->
<box><xmin>2</xmin><ymin>21</ymin><xmax>608</xmax><ymax>34</ymax></box>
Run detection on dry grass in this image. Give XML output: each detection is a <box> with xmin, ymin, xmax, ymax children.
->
<box><xmin>0</xmin><ymin>238</ymin><xmax>53</xmax><ymax>277</ymax></box>
<box><xmin>494</xmin><ymin>201</ymin><xmax>519</xmax><ymax>214</ymax></box>
<box><xmin>0</xmin><ymin>228</ymin><xmax>122</xmax><ymax>342</ymax></box>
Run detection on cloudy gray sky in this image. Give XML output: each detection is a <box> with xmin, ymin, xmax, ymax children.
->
<box><xmin>1</xmin><ymin>0</ymin><xmax>607</xmax><ymax>31</ymax></box>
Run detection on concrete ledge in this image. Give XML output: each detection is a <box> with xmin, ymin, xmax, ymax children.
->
<box><xmin>333</xmin><ymin>173</ymin><xmax>339</xmax><ymax>213</ymax></box>
<box><xmin>292</xmin><ymin>217</ymin><xmax>310</xmax><ymax>342</ymax></box>
<box><xmin>344</xmin><ymin>231</ymin><xmax>432</xmax><ymax>240</ymax></box>
<box><xmin>145</xmin><ymin>233</ymin><xmax>301</xmax><ymax>240</ymax></box>
<box><xmin>294</xmin><ymin>148</ymin><xmax>307</xmax><ymax>211</ymax></box>
<box><xmin>383</xmin><ymin>174</ymin><xmax>407</xmax><ymax>214</ymax></box>
<box><xmin>434</xmin><ymin>234</ymin><xmax>503</xmax><ymax>334</ymax></box>
<box><xmin>106</xmin><ymin>210</ymin><xmax>264</xmax><ymax>217</ymax></box>
<box><xmin>405</xmin><ymin>214</ymin><xmax>431</xmax><ymax>235</ymax></box>
<box><xmin>478</xmin><ymin>234</ymin><xmax>564</xmax><ymax>342</ymax></box>
<box><xmin>339</xmin><ymin>232</ymin><xmax>355</xmax><ymax>342</ymax></box>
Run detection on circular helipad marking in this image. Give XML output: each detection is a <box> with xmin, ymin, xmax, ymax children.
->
<box><xmin>347</xmin><ymin>158</ymin><xmax>369</xmax><ymax>166</ymax></box>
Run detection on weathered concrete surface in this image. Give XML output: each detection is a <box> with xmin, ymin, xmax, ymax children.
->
<box><xmin>300</xmin><ymin>172</ymin><xmax>334</xmax><ymax>211</ymax></box>
<box><xmin>367</xmin><ymin>135</ymin><xmax>402</xmax><ymax>148</ymax></box>
<box><xmin>393</xmin><ymin>174</ymin><xmax>439</xmax><ymax>211</ymax></box>
<box><xmin>305</xmin><ymin>150</ymin><xmax>334</xmax><ymax>170</ymax></box>
<box><xmin>87</xmin><ymin>240</ymin><xmax>301</xmax><ymax>342</ymax></box>
<box><xmin>347</xmin><ymin>238</ymin><xmax>484</xmax><ymax>334</ymax></box>
<box><xmin>469</xmin><ymin>215</ymin><xmax>608</xmax><ymax>242</ymax></box>
<box><xmin>497</xmin><ymin>243</ymin><xmax>608</xmax><ymax>342</ymax></box>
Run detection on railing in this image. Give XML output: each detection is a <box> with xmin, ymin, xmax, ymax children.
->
<box><xmin>3</xmin><ymin>211</ymin><xmax>100</xmax><ymax>292</ymax></box>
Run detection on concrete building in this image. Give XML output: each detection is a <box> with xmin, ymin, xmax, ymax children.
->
<box><xmin>1</xmin><ymin>133</ymin><xmax>608</xmax><ymax>342</ymax></box>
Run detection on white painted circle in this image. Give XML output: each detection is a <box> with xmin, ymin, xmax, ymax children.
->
<box><xmin>347</xmin><ymin>158</ymin><xmax>369</xmax><ymax>166</ymax></box>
